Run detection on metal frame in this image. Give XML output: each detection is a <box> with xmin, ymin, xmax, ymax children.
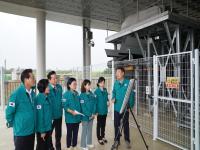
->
<box><xmin>190</xmin><ymin>50</ymin><xmax>194</xmax><ymax>150</ymax></box>
<box><xmin>0</xmin><ymin>67</ymin><xmax>5</xmax><ymax>110</ymax></box>
<box><xmin>153</xmin><ymin>55</ymin><xmax>158</xmax><ymax>140</ymax></box>
<box><xmin>194</xmin><ymin>49</ymin><xmax>199</xmax><ymax>150</ymax></box>
<box><xmin>111</xmin><ymin>60</ymin><xmax>115</xmax><ymax>121</ymax></box>
<box><xmin>106</xmin><ymin>11</ymin><xmax>200</xmax><ymax>43</ymax></box>
<box><xmin>153</xmin><ymin>51</ymin><xmax>195</xmax><ymax>150</ymax></box>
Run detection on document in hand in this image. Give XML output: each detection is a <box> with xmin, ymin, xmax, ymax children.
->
<box><xmin>74</xmin><ymin>110</ymin><xmax>85</xmax><ymax>116</ymax></box>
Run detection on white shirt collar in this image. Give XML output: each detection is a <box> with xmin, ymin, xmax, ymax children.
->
<box><xmin>100</xmin><ymin>87</ymin><xmax>104</xmax><ymax>91</ymax></box>
<box><xmin>51</xmin><ymin>84</ymin><xmax>56</xmax><ymax>89</ymax></box>
<box><xmin>26</xmin><ymin>89</ymin><xmax>32</xmax><ymax>95</ymax></box>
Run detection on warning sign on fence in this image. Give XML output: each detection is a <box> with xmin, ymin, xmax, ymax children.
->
<box><xmin>165</xmin><ymin>77</ymin><xmax>180</xmax><ymax>89</ymax></box>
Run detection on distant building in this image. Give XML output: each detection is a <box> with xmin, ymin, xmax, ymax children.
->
<box><xmin>11</xmin><ymin>68</ymin><xmax>21</xmax><ymax>80</ymax></box>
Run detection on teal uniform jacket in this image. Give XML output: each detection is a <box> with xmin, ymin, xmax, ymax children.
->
<box><xmin>5</xmin><ymin>84</ymin><xmax>36</xmax><ymax>136</ymax></box>
<box><xmin>112</xmin><ymin>79</ymin><xmax>135</xmax><ymax>113</ymax></box>
<box><xmin>48</xmin><ymin>84</ymin><xmax>63</xmax><ymax>119</ymax></box>
<box><xmin>94</xmin><ymin>87</ymin><xmax>109</xmax><ymax>115</ymax></box>
<box><xmin>80</xmin><ymin>91</ymin><xmax>97</xmax><ymax>121</ymax></box>
<box><xmin>63</xmin><ymin>90</ymin><xmax>81</xmax><ymax>123</ymax></box>
<box><xmin>35</xmin><ymin>93</ymin><xmax>52</xmax><ymax>133</ymax></box>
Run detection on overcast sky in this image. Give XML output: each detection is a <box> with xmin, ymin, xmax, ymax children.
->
<box><xmin>0</xmin><ymin>12</ymin><xmax>116</xmax><ymax>70</ymax></box>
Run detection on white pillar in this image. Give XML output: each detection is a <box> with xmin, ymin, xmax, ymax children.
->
<box><xmin>153</xmin><ymin>55</ymin><xmax>158</xmax><ymax>140</ymax></box>
<box><xmin>36</xmin><ymin>11</ymin><xmax>46</xmax><ymax>82</ymax></box>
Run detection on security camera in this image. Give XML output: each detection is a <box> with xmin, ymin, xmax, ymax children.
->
<box><xmin>88</xmin><ymin>40</ymin><xmax>95</xmax><ymax>47</ymax></box>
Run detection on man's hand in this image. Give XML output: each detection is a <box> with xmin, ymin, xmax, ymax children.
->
<box><xmin>41</xmin><ymin>133</ymin><xmax>46</xmax><ymax>141</ymax></box>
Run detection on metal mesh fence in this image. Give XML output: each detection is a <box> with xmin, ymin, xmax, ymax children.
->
<box><xmin>156</xmin><ymin>52</ymin><xmax>192</xmax><ymax>149</ymax></box>
<box><xmin>114</xmin><ymin>58</ymin><xmax>154</xmax><ymax>135</ymax></box>
<box><xmin>70</xmin><ymin>64</ymin><xmax>113</xmax><ymax>95</ymax></box>
<box><xmin>2</xmin><ymin>52</ymin><xmax>198</xmax><ymax>149</ymax></box>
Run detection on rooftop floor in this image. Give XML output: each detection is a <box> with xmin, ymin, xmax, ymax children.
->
<box><xmin>0</xmin><ymin>109</ymin><xmax>178</xmax><ymax>150</ymax></box>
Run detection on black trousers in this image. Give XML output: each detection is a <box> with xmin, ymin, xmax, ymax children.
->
<box><xmin>14</xmin><ymin>133</ymin><xmax>35</xmax><ymax>150</ymax></box>
<box><xmin>96</xmin><ymin>114</ymin><xmax>107</xmax><ymax>140</ymax></box>
<box><xmin>50</xmin><ymin>117</ymin><xmax>62</xmax><ymax>150</ymax></box>
<box><xmin>66</xmin><ymin>123</ymin><xmax>79</xmax><ymax>148</ymax></box>
<box><xmin>114</xmin><ymin>111</ymin><xmax>130</xmax><ymax>142</ymax></box>
<box><xmin>36</xmin><ymin>131</ymin><xmax>51</xmax><ymax>150</ymax></box>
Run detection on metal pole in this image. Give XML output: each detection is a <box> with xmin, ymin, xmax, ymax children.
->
<box><xmin>190</xmin><ymin>51</ymin><xmax>194</xmax><ymax>150</ymax></box>
<box><xmin>1</xmin><ymin>67</ymin><xmax>5</xmax><ymax>110</ymax></box>
<box><xmin>111</xmin><ymin>60</ymin><xmax>115</xmax><ymax>121</ymax></box>
<box><xmin>153</xmin><ymin>55</ymin><xmax>158</xmax><ymax>140</ymax></box>
<box><xmin>135</xmin><ymin>32</ymin><xmax>145</xmax><ymax>57</ymax></box>
<box><xmin>194</xmin><ymin>49</ymin><xmax>199</xmax><ymax>150</ymax></box>
<box><xmin>147</xmin><ymin>37</ymin><xmax>151</xmax><ymax>113</ymax></box>
<box><xmin>135</xmin><ymin>66</ymin><xmax>139</xmax><ymax>115</ymax></box>
<box><xmin>176</xmin><ymin>26</ymin><xmax>181</xmax><ymax>128</ymax></box>
<box><xmin>90</xmin><ymin>65</ymin><xmax>92</xmax><ymax>81</ymax></box>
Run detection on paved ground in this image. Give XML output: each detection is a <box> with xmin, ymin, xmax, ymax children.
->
<box><xmin>0</xmin><ymin>108</ymin><xmax>179</xmax><ymax>150</ymax></box>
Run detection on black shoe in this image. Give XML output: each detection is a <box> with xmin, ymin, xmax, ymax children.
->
<box><xmin>125</xmin><ymin>141</ymin><xmax>131</xmax><ymax>149</ymax></box>
<box><xmin>111</xmin><ymin>141</ymin><xmax>120</xmax><ymax>150</ymax></box>
<box><xmin>102</xmin><ymin>138</ymin><xmax>108</xmax><ymax>143</ymax></box>
<box><xmin>98</xmin><ymin>140</ymin><xmax>104</xmax><ymax>145</ymax></box>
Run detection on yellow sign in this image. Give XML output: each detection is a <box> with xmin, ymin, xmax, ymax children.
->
<box><xmin>165</xmin><ymin>77</ymin><xmax>180</xmax><ymax>89</ymax></box>
<box><xmin>125</xmin><ymin>66</ymin><xmax>134</xmax><ymax>71</ymax></box>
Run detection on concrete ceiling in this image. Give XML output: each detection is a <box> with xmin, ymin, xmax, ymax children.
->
<box><xmin>0</xmin><ymin>0</ymin><xmax>200</xmax><ymax>31</ymax></box>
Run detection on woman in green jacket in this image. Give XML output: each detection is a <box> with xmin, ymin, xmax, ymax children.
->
<box><xmin>35</xmin><ymin>79</ymin><xmax>52</xmax><ymax>150</ymax></box>
<box><xmin>63</xmin><ymin>78</ymin><xmax>81</xmax><ymax>150</ymax></box>
<box><xmin>94</xmin><ymin>77</ymin><xmax>109</xmax><ymax>145</ymax></box>
<box><xmin>80</xmin><ymin>79</ymin><xmax>97</xmax><ymax>150</ymax></box>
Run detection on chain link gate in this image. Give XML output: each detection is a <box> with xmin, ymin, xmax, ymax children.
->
<box><xmin>153</xmin><ymin>51</ymin><xmax>197</xmax><ymax>150</ymax></box>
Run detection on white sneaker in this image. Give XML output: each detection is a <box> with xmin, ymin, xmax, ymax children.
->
<box><xmin>87</xmin><ymin>144</ymin><xmax>94</xmax><ymax>149</ymax></box>
<box><xmin>80</xmin><ymin>147</ymin><xmax>88</xmax><ymax>150</ymax></box>
<box><xmin>65</xmin><ymin>147</ymin><xmax>72</xmax><ymax>150</ymax></box>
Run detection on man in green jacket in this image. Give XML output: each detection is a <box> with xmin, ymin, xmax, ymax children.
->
<box><xmin>5</xmin><ymin>69</ymin><xmax>36</xmax><ymax>150</ymax></box>
<box><xmin>47</xmin><ymin>71</ymin><xmax>63</xmax><ymax>150</ymax></box>
<box><xmin>112</xmin><ymin>67</ymin><xmax>135</xmax><ymax>149</ymax></box>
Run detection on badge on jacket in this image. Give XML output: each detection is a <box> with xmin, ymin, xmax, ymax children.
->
<box><xmin>9</xmin><ymin>102</ymin><xmax>15</xmax><ymax>107</ymax></box>
<box><xmin>37</xmin><ymin>105</ymin><xmax>42</xmax><ymax>109</ymax></box>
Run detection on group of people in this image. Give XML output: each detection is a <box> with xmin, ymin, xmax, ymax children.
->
<box><xmin>5</xmin><ymin>67</ymin><xmax>135</xmax><ymax>150</ymax></box>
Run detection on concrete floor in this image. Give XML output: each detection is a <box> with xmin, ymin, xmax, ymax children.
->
<box><xmin>0</xmin><ymin>109</ymin><xmax>179</xmax><ymax>150</ymax></box>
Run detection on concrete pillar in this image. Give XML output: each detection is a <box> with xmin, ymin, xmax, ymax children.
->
<box><xmin>82</xmin><ymin>19</ymin><xmax>91</xmax><ymax>79</ymax></box>
<box><xmin>36</xmin><ymin>11</ymin><xmax>46</xmax><ymax>82</ymax></box>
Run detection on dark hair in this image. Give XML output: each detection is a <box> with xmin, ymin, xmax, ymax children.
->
<box><xmin>97</xmin><ymin>77</ymin><xmax>105</xmax><ymax>87</ymax></box>
<box><xmin>37</xmin><ymin>79</ymin><xmax>49</xmax><ymax>93</ymax></box>
<box><xmin>67</xmin><ymin>78</ymin><xmax>76</xmax><ymax>90</ymax></box>
<box><xmin>47</xmin><ymin>71</ymin><xmax>56</xmax><ymax>80</ymax></box>
<box><xmin>116</xmin><ymin>67</ymin><xmax>125</xmax><ymax>73</ymax></box>
<box><xmin>81</xmin><ymin>79</ymin><xmax>91</xmax><ymax>93</ymax></box>
<box><xmin>21</xmin><ymin>69</ymin><xmax>33</xmax><ymax>83</ymax></box>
